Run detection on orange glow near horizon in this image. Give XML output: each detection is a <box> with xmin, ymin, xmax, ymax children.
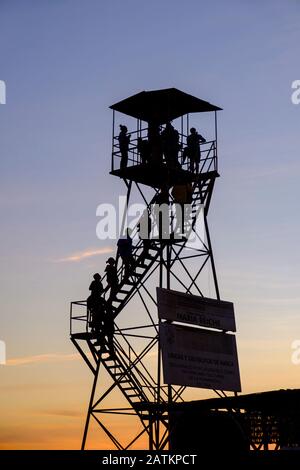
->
<box><xmin>1</xmin><ymin>339</ymin><xmax>300</xmax><ymax>450</ymax></box>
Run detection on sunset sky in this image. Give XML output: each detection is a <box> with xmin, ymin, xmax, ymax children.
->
<box><xmin>1</xmin><ymin>0</ymin><xmax>300</xmax><ymax>449</ymax></box>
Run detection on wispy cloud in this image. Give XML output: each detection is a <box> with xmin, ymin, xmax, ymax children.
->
<box><xmin>38</xmin><ymin>409</ymin><xmax>84</xmax><ymax>418</ymax></box>
<box><xmin>54</xmin><ymin>247</ymin><xmax>114</xmax><ymax>263</ymax></box>
<box><xmin>6</xmin><ymin>353</ymin><xmax>83</xmax><ymax>366</ymax></box>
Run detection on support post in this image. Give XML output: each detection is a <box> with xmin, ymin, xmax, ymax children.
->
<box><xmin>204</xmin><ymin>214</ymin><xmax>220</xmax><ymax>300</ymax></box>
<box><xmin>81</xmin><ymin>359</ymin><xmax>101</xmax><ymax>450</ymax></box>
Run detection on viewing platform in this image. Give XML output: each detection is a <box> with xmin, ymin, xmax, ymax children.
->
<box><xmin>110</xmin><ymin>88</ymin><xmax>221</xmax><ymax>188</ymax></box>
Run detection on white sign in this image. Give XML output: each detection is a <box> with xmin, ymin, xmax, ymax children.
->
<box><xmin>157</xmin><ymin>288</ymin><xmax>236</xmax><ymax>332</ymax></box>
<box><xmin>160</xmin><ymin>323</ymin><xmax>241</xmax><ymax>392</ymax></box>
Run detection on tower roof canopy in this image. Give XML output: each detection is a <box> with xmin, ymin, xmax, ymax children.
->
<box><xmin>110</xmin><ymin>88</ymin><xmax>222</xmax><ymax>124</ymax></box>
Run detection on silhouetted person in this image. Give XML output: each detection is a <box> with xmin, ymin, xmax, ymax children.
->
<box><xmin>137</xmin><ymin>137</ymin><xmax>150</xmax><ymax>165</ymax></box>
<box><xmin>87</xmin><ymin>273</ymin><xmax>104</xmax><ymax>328</ymax></box>
<box><xmin>185</xmin><ymin>127</ymin><xmax>206</xmax><ymax>173</ymax></box>
<box><xmin>161</xmin><ymin>122</ymin><xmax>180</xmax><ymax>169</ymax></box>
<box><xmin>91</xmin><ymin>296</ymin><xmax>107</xmax><ymax>339</ymax></box>
<box><xmin>148</xmin><ymin>122</ymin><xmax>163</xmax><ymax>166</ymax></box>
<box><xmin>118</xmin><ymin>125</ymin><xmax>130</xmax><ymax>169</ymax></box>
<box><xmin>102</xmin><ymin>301</ymin><xmax>115</xmax><ymax>357</ymax></box>
<box><xmin>152</xmin><ymin>186</ymin><xmax>170</xmax><ymax>239</ymax></box>
<box><xmin>105</xmin><ymin>257</ymin><xmax>118</xmax><ymax>301</ymax></box>
<box><xmin>117</xmin><ymin>228</ymin><xmax>134</xmax><ymax>278</ymax></box>
<box><xmin>89</xmin><ymin>273</ymin><xmax>103</xmax><ymax>297</ymax></box>
<box><xmin>172</xmin><ymin>184</ymin><xmax>192</xmax><ymax>235</ymax></box>
<box><xmin>137</xmin><ymin>209</ymin><xmax>152</xmax><ymax>261</ymax></box>
<box><xmin>93</xmin><ymin>297</ymin><xmax>115</xmax><ymax>357</ymax></box>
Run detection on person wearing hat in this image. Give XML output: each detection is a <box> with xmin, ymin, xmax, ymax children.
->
<box><xmin>118</xmin><ymin>125</ymin><xmax>130</xmax><ymax>170</ymax></box>
<box><xmin>87</xmin><ymin>273</ymin><xmax>104</xmax><ymax>333</ymax></box>
<box><xmin>89</xmin><ymin>273</ymin><xmax>103</xmax><ymax>296</ymax></box>
<box><xmin>87</xmin><ymin>273</ymin><xmax>103</xmax><ymax>313</ymax></box>
<box><xmin>105</xmin><ymin>257</ymin><xmax>118</xmax><ymax>300</ymax></box>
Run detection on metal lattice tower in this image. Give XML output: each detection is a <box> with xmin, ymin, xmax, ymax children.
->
<box><xmin>70</xmin><ymin>88</ymin><xmax>225</xmax><ymax>450</ymax></box>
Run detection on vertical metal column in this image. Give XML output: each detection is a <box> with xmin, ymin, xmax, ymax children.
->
<box><xmin>214</xmin><ymin>110</ymin><xmax>218</xmax><ymax>173</ymax></box>
<box><xmin>204</xmin><ymin>214</ymin><xmax>220</xmax><ymax>300</ymax></box>
<box><xmin>155</xmin><ymin>247</ymin><xmax>164</xmax><ymax>449</ymax></box>
<box><xmin>81</xmin><ymin>359</ymin><xmax>101</xmax><ymax>450</ymax></box>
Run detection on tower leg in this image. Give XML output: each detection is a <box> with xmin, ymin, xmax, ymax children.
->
<box><xmin>81</xmin><ymin>359</ymin><xmax>100</xmax><ymax>450</ymax></box>
<box><xmin>204</xmin><ymin>214</ymin><xmax>220</xmax><ymax>300</ymax></box>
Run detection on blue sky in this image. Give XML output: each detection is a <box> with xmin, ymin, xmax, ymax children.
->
<box><xmin>0</xmin><ymin>0</ymin><xmax>300</xmax><ymax>448</ymax></box>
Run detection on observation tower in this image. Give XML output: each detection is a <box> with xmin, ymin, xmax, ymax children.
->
<box><xmin>70</xmin><ymin>88</ymin><xmax>241</xmax><ymax>450</ymax></box>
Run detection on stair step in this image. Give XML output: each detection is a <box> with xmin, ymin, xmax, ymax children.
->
<box><xmin>121</xmin><ymin>280</ymin><xmax>135</xmax><ymax>287</ymax></box>
<box><xmin>105</xmin><ymin>363</ymin><xmax>122</xmax><ymax>369</ymax></box>
<box><xmin>104</xmin><ymin>359</ymin><xmax>118</xmax><ymax>364</ymax></box>
<box><xmin>118</xmin><ymin>381</ymin><xmax>131</xmax><ymax>387</ymax></box>
<box><xmin>135</xmin><ymin>266</ymin><xmax>145</xmax><ymax>272</ymax></box>
<box><xmin>106</xmin><ymin>367</ymin><xmax>123</xmax><ymax>373</ymax></box>
<box><xmin>103</xmin><ymin>359</ymin><xmax>122</xmax><ymax>369</ymax></box>
<box><xmin>126</xmin><ymin>388</ymin><xmax>140</xmax><ymax>393</ymax></box>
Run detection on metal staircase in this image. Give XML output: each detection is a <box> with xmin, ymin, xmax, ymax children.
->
<box><xmin>98</xmin><ymin>171</ymin><xmax>218</xmax><ymax>318</ymax></box>
<box><xmin>106</xmin><ymin>241</ymin><xmax>164</xmax><ymax>318</ymax></box>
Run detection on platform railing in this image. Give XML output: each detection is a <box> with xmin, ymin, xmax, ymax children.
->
<box><xmin>70</xmin><ymin>300</ymin><xmax>88</xmax><ymax>336</ymax></box>
<box><xmin>111</xmin><ymin>128</ymin><xmax>217</xmax><ymax>175</ymax></box>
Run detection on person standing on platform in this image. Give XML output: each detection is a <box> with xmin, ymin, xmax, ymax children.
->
<box><xmin>186</xmin><ymin>127</ymin><xmax>206</xmax><ymax>173</ymax></box>
<box><xmin>118</xmin><ymin>125</ymin><xmax>130</xmax><ymax>169</ymax></box>
<box><xmin>87</xmin><ymin>273</ymin><xmax>104</xmax><ymax>331</ymax></box>
<box><xmin>161</xmin><ymin>122</ymin><xmax>180</xmax><ymax>169</ymax></box>
<box><xmin>147</xmin><ymin>122</ymin><xmax>163</xmax><ymax>166</ymax></box>
<box><xmin>137</xmin><ymin>137</ymin><xmax>150</xmax><ymax>165</ymax></box>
